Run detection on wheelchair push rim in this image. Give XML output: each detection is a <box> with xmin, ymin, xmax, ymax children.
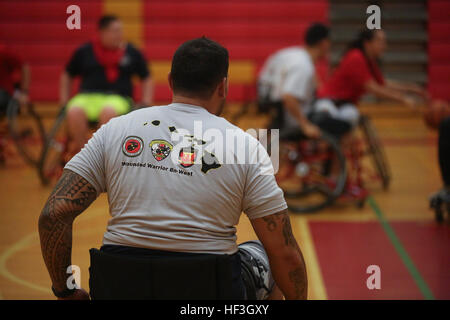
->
<box><xmin>6</xmin><ymin>98</ymin><xmax>46</xmax><ymax>167</ymax></box>
<box><xmin>38</xmin><ymin>106</ymin><xmax>68</xmax><ymax>186</ymax></box>
<box><xmin>359</xmin><ymin>115</ymin><xmax>392</xmax><ymax>190</ymax></box>
<box><xmin>270</xmin><ymin>132</ymin><xmax>347</xmax><ymax>213</ymax></box>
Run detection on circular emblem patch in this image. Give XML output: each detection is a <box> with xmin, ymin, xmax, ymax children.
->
<box><xmin>122</xmin><ymin>136</ymin><xmax>144</xmax><ymax>157</ymax></box>
<box><xmin>150</xmin><ymin>139</ymin><xmax>173</xmax><ymax>161</ymax></box>
<box><xmin>179</xmin><ymin>146</ymin><xmax>197</xmax><ymax>168</ymax></box>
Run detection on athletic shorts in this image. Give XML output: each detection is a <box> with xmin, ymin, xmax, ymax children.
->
<box><xmin>67</xmin><ymin>93</ymin><xmax>131</xmax><ymax>122</ymax></box>
<box><xmin>313</xmin><ymin>98</ymin><xmax>360</xmax><ymax>127</ymax></box>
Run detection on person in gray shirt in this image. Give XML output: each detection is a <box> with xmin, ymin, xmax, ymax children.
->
<box><xmin>38</xmin><ymin>37</ymin><xmax>307</xmax><ymax>300</ymax></box>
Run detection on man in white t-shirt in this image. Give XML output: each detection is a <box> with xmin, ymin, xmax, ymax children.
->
<box><xmin>258</xmin><ymin>23</ymin><xmax>330</xmax><ymax>138</ymax></box>
<box><xmin>38</xmin><ymin>37</ymin><xmax>307</xmax><ymax>300</ymax></box>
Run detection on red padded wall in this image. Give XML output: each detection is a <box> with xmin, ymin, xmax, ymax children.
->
<box><xmin>0</xmin><ymin>0</ymin><xmax>328</xmax><ymax>102</ymax></box>
<box><xmin>144</xmin><ymin>0</ymin><xmax>328</xmax><ymax>102</ymax></box>
<box><xmin>428</xmin><ymin>0</ymin><xmax>450</xmax><ymax>100</ymax></box>
<box><xmin>0</xmin><ymin>0</ymin><xmax>101</xmax><ymax>101</ymax></box>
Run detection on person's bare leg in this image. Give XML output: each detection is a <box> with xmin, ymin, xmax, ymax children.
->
<box><xmin>66</xmin><ymin>107</ymin><xmax>89</xmax><ymax>155</ymax></box>
<box><xmin>267</xmin><ymin>283</ymin><xmax>284</xmax><ymax>300</ymax></box>
<box><xmin>98</xmin><ymin>106</ymin><xmax>117</xmax><ymax>126</ymax></box>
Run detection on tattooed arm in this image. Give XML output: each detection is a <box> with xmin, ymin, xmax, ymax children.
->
<box><xmin>251</xmin><ymin>209</ymin><xmax>308</xmax><ymax>300</ymax></box>
<box><xmin>38</xmin><ymin>169</ymin><xmax>98</xmax><ymax>299</ymax></box>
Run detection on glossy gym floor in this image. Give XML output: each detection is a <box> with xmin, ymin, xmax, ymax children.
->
<box><xmin>0</xmin><ymin>102</ymin><xmax>448</xmax><ymax>300</ymax></box>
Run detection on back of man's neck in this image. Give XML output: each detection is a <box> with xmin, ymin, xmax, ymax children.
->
<box><xmin>172</xmin><ymin>95</ymin><xmax>214</xmax><ymax>112</ymax></box>
<box><xmin>304</xmin><ymin>46</ymin><xmax>319</xmax><ymax>63</ymax></box>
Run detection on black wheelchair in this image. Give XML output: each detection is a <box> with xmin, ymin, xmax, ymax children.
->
<box><xmin>89</xmin><ymin>248</ymin><xmax>239</xmax><ymax>299</ymax></box>
<box><xmin>430</xmin><ymin>190</ymin><xmax>450</xmax><ymax>224</ymax></box>
<box><xmin>258</xmin><ymin>99</ymin><xmax>391</xmax><ymax>213</ymax></box>
<box><xmin>262</xmin><ymin>102</ymin><xmax>347</xmax><ymax>213</ymax></box>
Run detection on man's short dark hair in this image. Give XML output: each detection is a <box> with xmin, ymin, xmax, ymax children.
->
<box><xmin>304</xmin><ymin>23</ymin><xmax>330</xmax><ymax>46</ymax></box>
<box><xmin>170</xmin><ymin>37</ymin><xmax>229</xmax><ymax>99</ymax></box>
<box><xmin>98</xmin><ymin>15</ymin><xmax>120</xmax><ymax>30</ymax></box>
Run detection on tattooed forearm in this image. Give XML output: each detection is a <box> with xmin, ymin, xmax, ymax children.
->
<box><xmin>262</xmin><ymin>210</ymin><xmax>285</xmax><ymax>232</ymax></box>
<box><xmin>288</xmin><ymin>266</ymin><xmax>307</xmax><ymax>299</ymax></box>
<box><xmin>262</xmin><ymin>215</ymin><xmax>278</xmax><ymax>231</ymax></box>
<box><xmin>259</xmin><ymin>210</ymin><xmax>308</xmax><ymax>299</ymax></box>
<box><xmin>38</xmin><ymin>169</ymin><xmax>97</xmax><ymax>291</ymax></box>
<box><xmin>281</xmin><ymin>214</ymin><xmax>297</xmax><ymax>248</ymax></box>
<box><xmin>262</xmin><ymin>210</ymin><xmax>298</xmax><ymax>249</ymax></box>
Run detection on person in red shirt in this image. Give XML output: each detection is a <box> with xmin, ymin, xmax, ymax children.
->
<box><xmin>0</xmin><ymin>44</ymin><xmax>30</xmax><ymax>116</ymax></box>
<box><xmin>314</xmin><ymin>29</ymin><xmax>426</xmax><ymax>132</ymax></box>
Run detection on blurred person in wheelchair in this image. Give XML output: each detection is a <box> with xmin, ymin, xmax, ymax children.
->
<box><xmin>257</xmin><ymin>23</ymin><xmax>330</xmax><ymax>139</ymax></box>
<box><xmin>60</xmin><ymin>15</ymin><xmax>153</xmax><ymax>155</ymax></box>
<box><xmin>0</xmin><ymin>44</ymin><xmax>31</xmax><ymax>164</ymax></box>
<box><xmin>314</xmin><ymin>29</ymin><xmax>428</xmax><ymax>136</ymax></box>
<box><xmin>0</xmin><ymin>44</ymin><xmax>30</xmax><ymax>117</ymax></box>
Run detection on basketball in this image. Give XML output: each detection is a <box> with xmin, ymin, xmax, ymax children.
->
<box><xmin>423</xmin><ymin>99</ymin><xmax>450</xmax><ymax>129</ymax></box>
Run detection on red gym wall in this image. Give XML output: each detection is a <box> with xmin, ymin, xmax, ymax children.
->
<box><xmin>0</xmin><ymin>0</ymin><xmax>103</xmax><ymax>102</ymax></box>
<box><xmin>0</xmin><ymin>0</ymin><xmax>328</xmax><ymax>103</ymax></box>
<box><xmin>2</xmin><ymin>1</ymin><xmax>448</xmax><ymax>103</ymax></box>
<box><xmin>428</xmin><ymin>0</ymin><xmax>450</xmax><ymax>100</ymax></box>
<box><xmin>142</xmin><ymin>0</ymin><xmax>328</xmax><ymax>102</ymax></box>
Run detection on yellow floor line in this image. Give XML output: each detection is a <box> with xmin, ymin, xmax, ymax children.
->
<box><xmin>0</xmin><ymin>232</ymin><xmax>52</xmax><ymax>295</ymax></box>
<box><xmin>296</xmin><ymin>217</ymin><xmax>328</xmax><ymax>300</ymax></box>
<box><xmin>0</xmin><ymin>226</ymin><xmax>103</xmax><ymax>298</ymax></box>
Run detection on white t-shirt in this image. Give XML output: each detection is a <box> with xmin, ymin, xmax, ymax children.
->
<box><xmin>259</xmin><ymin>46</ymin><xmax>316</xmax><ymax>128</ymax></box>
<box><xmin>65</xmin><ymin>103</ymin><xmax>287</xmax><ymax>255</ymax></box>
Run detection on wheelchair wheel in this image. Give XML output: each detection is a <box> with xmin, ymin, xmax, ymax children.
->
<box><xmin>271</xmin><ymin>132</ymin><xmax>347</xmax><ymax>213</ymax></box>
<box><xmin>359</xmin><ymin>115</ymin><xmax>391</xmax><ymax>190</ymax></box>
<box><xmin>6</xmin><ymin>99</ymin><xmax>46</xmax><ymax>167</ymax></box>
<box><xmin>38</xmin><ymin>106</ymin><xmax>68</xmax><ymax>185</ymax></box>
<box><xmin>430</xmin><ymin>190</ymin><xmax>450</xmax><ymax>224</ymax></box>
